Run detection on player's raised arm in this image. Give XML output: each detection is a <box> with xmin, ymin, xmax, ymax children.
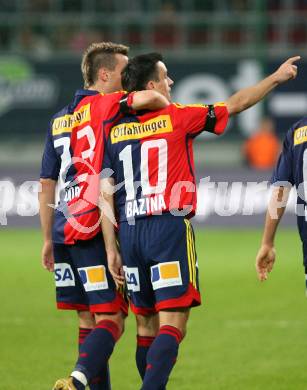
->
<box><xmin>255</xmin><ymin>186</ymin><xmax>291</xmax><ymax>281</ymax></box>
<box><xmin>225</xmin><ymin>56</ymin><xmax>300</xmax><ymax>116</ymax></box>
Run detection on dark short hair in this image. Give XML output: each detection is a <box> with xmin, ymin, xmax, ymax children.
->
<box><xmin>81</xmin><ymin>42</ymin><xmax>129</xmax><ymax>88</ymax></box>
<box><xmin>121</xmin><ymin>52</ymin><xmax>163</xmax><ymax>91</ymax></box>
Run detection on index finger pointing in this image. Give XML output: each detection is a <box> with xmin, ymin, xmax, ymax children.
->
<box><xmin>286</xmin><ymin>56</ymin><xmax>301</xmax><ymax>64</ymax></box>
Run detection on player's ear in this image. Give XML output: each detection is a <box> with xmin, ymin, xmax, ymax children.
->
<box><xmin>98</xmin><ymin>67</ymin><xmax>109</xmax><ymax>82</ymax></box>
<box><xmin>146</xmin><ymin>80</ymin><xmax>156</xmax><ymax>90</ymax></box>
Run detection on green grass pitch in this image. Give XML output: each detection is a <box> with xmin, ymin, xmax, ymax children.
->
<box><xmin>1</xmin><ymin>228</ymin><xmax>307</xmax><ymax>390</ymax></box>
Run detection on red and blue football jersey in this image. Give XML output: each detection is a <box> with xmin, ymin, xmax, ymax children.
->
<box><xmin>103</xmin><ymin>102</ymin><xmax>229</xmax><ymax>223</ymax></box>
<box><xmin>40</xmin><ymin>89</ymin><xmax>133</xmax><ymax>244</ymax></box>
<box><xmin>271</xmin><ymin>116</ymin><xmax>307</xmax><ymax>261</ymax></box>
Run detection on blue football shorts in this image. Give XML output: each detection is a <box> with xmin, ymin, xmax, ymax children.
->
<box><xmin>53</xmin><ymin>233</ymin><xmax>128</xmax><ymax>315</ymax></box>
<box><xmin>119</xmin><ymin>214</ymin><xmax>201</xmax><ymax>315</ymax></box>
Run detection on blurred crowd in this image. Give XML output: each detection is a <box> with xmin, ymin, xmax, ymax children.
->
<box><xmin>0</xmin><ymin>0</ymin><xmax>306</xmax><ymax>55</ymax></box>
<box><xmin>1</xmin><ymin>0</ymin><xmax>307</xmax><ymax>13</ymax></box>
<box><xmin>242</xmin><ymin>118</ymin><xmax>281</xmax><ymax>170</ymax></box>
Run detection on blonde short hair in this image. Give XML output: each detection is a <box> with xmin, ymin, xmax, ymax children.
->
<box><xmin>81</xmin><ymin>42</ymin><xmax>129</xmax><ymax>88</ymax></box>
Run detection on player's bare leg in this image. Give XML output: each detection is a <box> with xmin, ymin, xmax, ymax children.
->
<box><xmin>141</xmin><ymin>308</ymin><xmax>190</xmax><ymax>390</ymax></box>
<box><xmin>136</xmin><ymin>313</ymin><xmax>159</xmax><ymax>336</ymax></box>
<box><xmin>135</xmin><ymin>313</ymin><xmax>159</xmax><ymax>379</ymax></box>
<box><xmin>78</xmin><ymin>310</ymin><xmax>95</xmax><ymax>329</ymax></box>
<box><xmin>159</xmin><ymin>308</ymin><xmax>190</xmax><ymax>336</ymax></box>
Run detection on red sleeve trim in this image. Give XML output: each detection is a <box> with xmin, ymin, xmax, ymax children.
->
<box><xmin>119</xmin><ymin>92</ymin><xmax>136</xmax><ymax>115</ymax></box>
<box><xmin>127</xmin><ymin>92</ymin><xmax>135</xmax><ymax>108</ymax></box>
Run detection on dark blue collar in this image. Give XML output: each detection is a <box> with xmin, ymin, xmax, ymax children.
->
<box><xmin>75</xmin><ymin>89</ymin><xmax>99</xmax><ymax>97</ymax></box>
<box><xmin>67</xmin><ymin>89</ymin><xmax>100</xmax><ymax>113</ymax></box>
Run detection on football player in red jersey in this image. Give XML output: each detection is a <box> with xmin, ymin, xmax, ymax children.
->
<box><xmin>38</xmin><ymin>43</ymin><xmax>168</xmax><ymax>390</ymax></box>
<box><xmin>101</xmin><ymin>53</ymin><xmax>299</xmax><ymax>389</ymax></box>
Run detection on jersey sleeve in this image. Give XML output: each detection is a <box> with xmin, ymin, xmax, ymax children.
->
<box><xmin>94</xmin><ymin>91</ymin><xmax>136</xmax><ymax>117</ymax></box>
<box><xmin>271</xmin><ymin>128</ymin><xmax>294</xmax><ymax>186</ymax></box>
<box><xmin>168</xmin><ymin>102</ymin><xmax>229</xmax><ymax>137</ymax></box>
<box><xmin>40</xmin><ymin>122</ymin><xmax>60</xmax><ymax>180</ymax></box>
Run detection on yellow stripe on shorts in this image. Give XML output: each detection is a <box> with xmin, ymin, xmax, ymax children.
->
<box><xmin>190</xmin><ymin>225</ymin><xmax>197</xmax><ymax>288</ymax></box>
<box><xmin>185</xmin><ymin>219</ymin><xmax>197</xmax><ymax>288</ymax></box>
<box><xmin>184</xmin><ymin>219</ymin><xmax>196</xmax><ymax>287</ymax></box>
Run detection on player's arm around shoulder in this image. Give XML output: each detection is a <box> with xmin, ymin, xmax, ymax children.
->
<box><xmin>225</xmin><ymin>56</ymin><xmax>300</xmax><ymax>116</ymax></box>
<box><xmin>130</xmin><ymin>90</ymin><xmax>169</xmax><ymax>111</ymax></box>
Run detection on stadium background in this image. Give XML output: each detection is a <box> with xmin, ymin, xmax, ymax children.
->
<box><xmin>1</xmin><ymin>1</ymin><xmax>307</xmax><ymax>389</ymax></box>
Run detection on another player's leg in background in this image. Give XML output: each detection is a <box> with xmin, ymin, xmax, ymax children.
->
<box><xmin>135</xmin><ymin>313</ymin><xmax>159</xmax><ymax>379</ymax></box>
<box><xmin>78</xmin><ymin>311</ymin><xmax>111</xmax><ymax>390</ymax></box>
<box><xmin>141</xmin><ymin>308</ymin><xmax>190</xmax><ymax>390</ymax></box>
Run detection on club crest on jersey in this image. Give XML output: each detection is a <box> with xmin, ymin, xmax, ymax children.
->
<box><xmin>151</xmin><ymin>261</ymin><xmax>182</xmax><ymax>290</ymax></box>
<box><xmin>123</xmin><ymin>266</ymin><xmax>140</xmax><ymax>292</ymax></box>
<box><xmin>78</xmin><ymin>265</ymin><xmax>108</xmax><ymax>292</ymax></box>
<box><xmin>110</xmin><ymin>115</ymin><xmax>173</xmax><ymax>144</ymax></box>
<box><xmin>55</xmin><ymin>263</ymin><xmax>75</xmax><ymax>287</ymax></box>
<box><xmin>294</xmin><ymin>126</ymin><xmax>307</xmax><ymax>146</ymax></box>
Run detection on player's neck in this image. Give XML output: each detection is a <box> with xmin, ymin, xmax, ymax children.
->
<box><xmin>88</xmin><ymin>81</ymin><xmax>108</xmax><ymax>94</ymax></box>
<box><xmin>88</xmin><ymin>85</ymin><xmax>102</xmax><ymax>93</ymax></box>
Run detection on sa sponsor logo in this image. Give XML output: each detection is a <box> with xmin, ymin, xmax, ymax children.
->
<box><xmin>151</xmin><ymin>261</ymin><xmax>182</xmax><ymax>290</ymax></box>
<box><xmin>78</xmin><ymin>265</ymin><xmax>108</xmax><ymax>292</ymax></box>
<box><xmin>123</xmin><ymin>266</ymin><xmax>140</xmax><ymax>292</ymax></box>
<box><xmin>54</xmin><ymin>263</ymin><xmax>75</xmax><ymax>287</ymax></box>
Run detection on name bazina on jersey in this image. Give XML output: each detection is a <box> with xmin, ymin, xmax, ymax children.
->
<box><xmin>125</xmin><ymin>194</ymin><xmax>167</xmax><ymax>218</ymax></box>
